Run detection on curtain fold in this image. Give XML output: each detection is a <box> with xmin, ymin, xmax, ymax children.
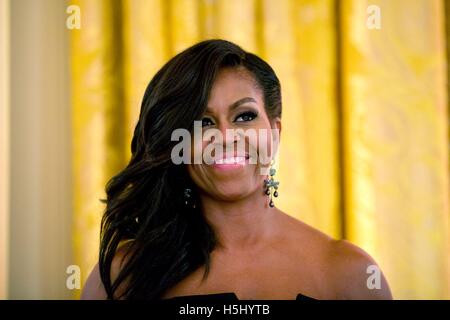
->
<box><xmin>70</xmin><ymin>0</ymin><xmax>127</xmax><ymax>295</ymax></box>
<box><xmin>341</xmin><ymin>0</ymin><xmax>449</xmax><ymax>299</ymax></box>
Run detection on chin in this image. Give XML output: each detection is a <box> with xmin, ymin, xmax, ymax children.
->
<box><xmin>210</xmin><ymin>181</ymin><xmax>258</xmax><ymax>202</ymax></box>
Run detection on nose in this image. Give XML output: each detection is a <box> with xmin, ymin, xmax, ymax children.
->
<box><xmin>217</xmin><ymin>122</ymin><xmax>240</xmax><ymax>147</ymax></box>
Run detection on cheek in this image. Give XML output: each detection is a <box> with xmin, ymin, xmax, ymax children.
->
<box><xmin>186</xmin><ymin>164</ymin><xmax>207</xmax><ymax>191</ymax></box>
<box><xmin>189</xmin><ymin>133</ymin><xmax>210</xmax><ymax>165</ymax></box>
<box><xmin>248</xmin><ymin>126</ymin><xmax>274</xmax><ymax>168</ymax></box>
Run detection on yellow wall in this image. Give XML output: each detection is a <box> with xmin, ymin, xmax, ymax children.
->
<box><xmin>5</xmin><ymin>0</ymin><xmax>72</xmax><ymax>299</ymax></box>
<box><xmin>0</xmin><ymin>0</ymin><xmax>11</xmax><ymax>300</ymax></box>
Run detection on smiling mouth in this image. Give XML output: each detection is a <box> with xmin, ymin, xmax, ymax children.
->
<box><xmin>214</xmin><ymin>155</ymin><xmax>248</xmax><ymax>164</ymax></box>
<box><xmin>210</xmin><ymin>154</ymin><xmax>250</xmax><ymax>168</ymax></box>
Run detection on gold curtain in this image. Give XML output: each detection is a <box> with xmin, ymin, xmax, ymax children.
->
<box><xmin>341</xmin><ymin>0</ymin><xmax>450</xmax><ymax>299</ymax></box>
<box><xmin>70</xmin><ymin>0</ymin><xmax>450</xmax><ymax>299</ymax></box>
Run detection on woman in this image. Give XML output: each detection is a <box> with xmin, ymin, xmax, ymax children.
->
<box><xmin>81</xmin><ymin>39</ymin><xmax>393</xmax><ymax>300</ymax></box>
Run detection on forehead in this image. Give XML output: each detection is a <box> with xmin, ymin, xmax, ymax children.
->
<box><xmin>207</xmin><ymin>67</ymin><xmax>262</xmax><ymax>109</ymax></box>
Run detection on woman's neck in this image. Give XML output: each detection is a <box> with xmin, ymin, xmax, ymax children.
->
<box><xmin>199</xmin><ymin>188</ymin><xmax>279</xmax><ymax>252</ymax></box>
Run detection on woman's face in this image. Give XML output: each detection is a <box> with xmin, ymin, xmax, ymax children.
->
<box><xmin>187</xmin><ymin>67</ymin><xmax>280</xmax><ymax>202</ymax></box>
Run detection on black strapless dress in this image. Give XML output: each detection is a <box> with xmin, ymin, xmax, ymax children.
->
<box><xmin>164</xmin><ymin>292</ymin><xmax>317</xmax><ymax>301</ymax></box>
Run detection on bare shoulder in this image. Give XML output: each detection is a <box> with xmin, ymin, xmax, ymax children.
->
<box><xmin>276</xmin><ymin>211</ymin><xmax>392</xmax><ymax>299</ymax></box>
<box><xmin>275</xmin><ymin>210</ymin><xmax>335</xmax><ymax>246</ymax></box>
<box><xmin>326</xmin><ymin>239</ymin><xmax>393</xmax><ymax>299</ymax></box>
<box><xmin>80</xmin><ymin>241</ymin><xmax>133</xmax><ymax>300</ymax></box>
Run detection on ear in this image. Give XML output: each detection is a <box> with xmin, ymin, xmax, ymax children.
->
<box><xmin>270</xmin><ymin>117</ymin><xmax>282</xmax><ymax>157</ymax></box>
<box><xmin>271</xmin><ymin>117</ymin><xmax>281</xmax><ymax>136</ymax></box>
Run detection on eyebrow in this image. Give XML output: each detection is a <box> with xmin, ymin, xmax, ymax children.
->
<box><xmin>205</xmin><ymin>97</ymin><xmax>257</xmax><ymax>114</ymax></box>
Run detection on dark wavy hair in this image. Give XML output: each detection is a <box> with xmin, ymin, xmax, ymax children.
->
<box><xmin>99</xmin><ymin>39</ymin><xmax>282</xmax><ymax>299</ymax></box>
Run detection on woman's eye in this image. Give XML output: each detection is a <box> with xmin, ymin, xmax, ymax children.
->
<box><xmin>235</xmin><ymin>111</ymin><xmax>257</xmax><ymax>122</ymax></box>
<box><xmin>201</xmin><ymin>118</ymin><xmax>214</xmax><ymax>127</ymax></box>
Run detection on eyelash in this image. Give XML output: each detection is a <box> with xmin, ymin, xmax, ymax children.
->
<box><xmin>235</xmin><ymin>111</ymin><xmax>257</xmax><ymax>122</ymax></box>
<box><xmin>201</xmin><ymin>111</ymin><xmax>258</xmax><ymax>127</ymax></box>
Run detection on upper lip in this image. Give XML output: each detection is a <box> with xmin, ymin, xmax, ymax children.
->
<box><xmin>212</xmin><ymin>152</ymin><xmax>250</xmax><ymax>164</ymax></box>
<box><xmin>215</xmin><ymin>152</ymin><xmax>249</xmax><ymax>159</ymax></box>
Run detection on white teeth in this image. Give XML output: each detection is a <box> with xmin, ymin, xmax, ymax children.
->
<box><xmin>214</xmin><ymin>156</ymin><xmax>246</xmax><ymax>165</ymax></box>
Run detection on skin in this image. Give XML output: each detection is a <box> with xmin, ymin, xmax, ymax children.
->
<box><xmin>81</xmin><ymin>67</ymin><xmax>393</xmax><ymax>300</ymax></box>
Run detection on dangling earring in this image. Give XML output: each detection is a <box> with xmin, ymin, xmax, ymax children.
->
<box><xmin>264</xmin><ymin>162</ymin><xmax>279</xmax><ymax>208</ymax></box>
<box><xmin>184</xmin><ymin>187</ymin><xmax>196</xmax><ymax>209</ymax></box>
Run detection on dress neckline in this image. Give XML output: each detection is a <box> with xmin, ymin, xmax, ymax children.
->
<box><xmin>163</xmin><ymin>292</ymin><xmax>316</xmax><ymax>300</ymax></box>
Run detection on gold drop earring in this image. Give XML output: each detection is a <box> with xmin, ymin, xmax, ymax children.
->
<box><xmin>264</xmin><ymin>161</ymin><xmax>279</xmax><ymax>208</ymax></box>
